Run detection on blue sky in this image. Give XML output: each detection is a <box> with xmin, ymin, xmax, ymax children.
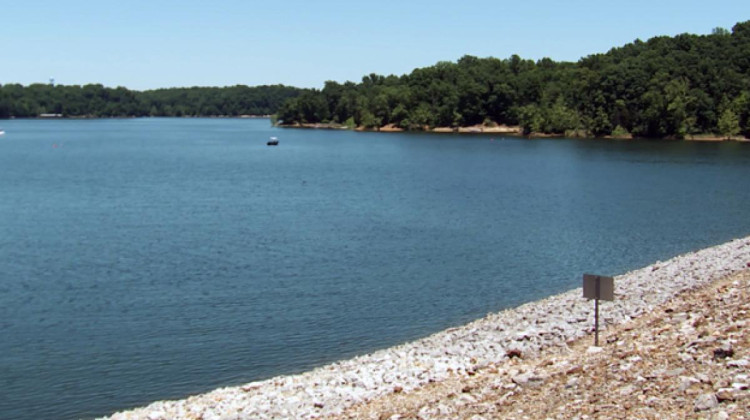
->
<box><xmin>2</xmin><ymin>0</ymin><xmax>748</xmax><ymax>90</ymax></box>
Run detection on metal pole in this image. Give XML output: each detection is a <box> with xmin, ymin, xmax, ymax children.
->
<box><xmin>594</xmin><ymin>276</ymin><xmax>600</xmax><ymax>346</ymax></box>
<box><xmin>594</xmin><ymin>297</ymin><xmax>599</xmax><ymax>346</ymax></box>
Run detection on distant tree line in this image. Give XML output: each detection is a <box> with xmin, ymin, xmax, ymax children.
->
<box><xmin>0</xmin><ymin>84</ymin><xmax>305</xmax><ymax>118</ymax></box>
<box><xmin>277</xmin><ymin>21</ymin><xmax>750</xmax><ymax>139</ymax></box>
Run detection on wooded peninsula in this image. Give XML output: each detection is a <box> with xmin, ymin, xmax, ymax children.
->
<box><xmin>2</xmin><ymin>21</ymin><xmax>749</xmax><ymax>139</ymax></box>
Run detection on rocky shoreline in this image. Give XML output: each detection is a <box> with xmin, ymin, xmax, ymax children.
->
<box><xmin>337</xmin><ymin>269</ymin><xmax>750</xmax><ymax>419</ymax></box>
<box><xmin>276</xmin><ymin>122</ymin><xmax>750</xmax><ymax>141</ymax></box>
<box><xmin>104</xmin><ymin>236</ymin><xmax>750</xmax><ymax>419</ymax></box>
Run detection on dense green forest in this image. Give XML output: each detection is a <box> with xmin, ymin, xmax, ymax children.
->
<box><xmin>277</xmin><ymin>21</ymin><xmax>750</xmax><ymax>138</ymax></box>
<box><xmin>0</xmin><ymin>84</ymin><xmax>304</xmax><ymax>118</ymax></box>
<box><xmin>3</xmin><ymin>22</ymin><xmax>749</xmax><ymax>138</ymax></box>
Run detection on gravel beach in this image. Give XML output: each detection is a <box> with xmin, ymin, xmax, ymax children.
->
<box><xmin>104</xmin><ymin>236</ymin><xmax>750</xmax><ymax>420</ymax></box>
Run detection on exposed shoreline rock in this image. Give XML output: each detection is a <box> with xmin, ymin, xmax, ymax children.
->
<box><xmin>338</xmin><ymin>269</ymin><xmax>750</xmax><ymax>419</ymax></box>
<box><xmin>276</xmin><ymin>123</ymin><xmax>750</xmax><ymax>142</ymax></box>
<box><xmin>276</xmin><ymin>122</ymin><xmax>523</xmax><ymax>134</ymax></box>
<box><xmin>104</xmin><ymin>236</ymin><xmax>750</xmax><ymax>420</ymax></box>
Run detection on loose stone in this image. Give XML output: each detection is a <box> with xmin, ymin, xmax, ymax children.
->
<box><xmin>694</xmin><ymin>393</ymin><xmax>719</xmax><ymax>411</ymax></box>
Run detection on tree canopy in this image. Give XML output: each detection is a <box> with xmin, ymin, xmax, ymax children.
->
<box><xmin>277</xmin><ymin>21</ymin><xmax>750</xmax><ymax>138</ymax></box>
<box><xmin>3</xmin><ymin>21</ymin><xmax>750</xmax><ymax>139</ymax></box>
<box><xmin>0</xmin><ymin>84</ymin><xmax>305</xmax><ymax>118</ymax></box>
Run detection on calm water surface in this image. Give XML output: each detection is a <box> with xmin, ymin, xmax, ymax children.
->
<box><xmin>1</xmin><ymin>118</ymin><xmax>749</xmax><ymax>419</ymax></box>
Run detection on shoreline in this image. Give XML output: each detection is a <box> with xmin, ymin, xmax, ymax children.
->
<box><xmin>1</xmin><ymin>115</ymin><xmax>273</xmax><ymax>120</ymax></box>
<box><xmin>339</xmin><ymin>270</ymin><xmax>750</xmax><ymax>419</ymax></box>
<box><xmin>4</xmin><ymin>116</ymin><xmax>747</xmax><ymax>142</ymax></box>
<box><xmin>277</xmin><ymin>123</ymin><xmax>749</xmax><ymax>142</ymax></box>
<box><xmin>104</xmin><ymin>236</ymin><xmax>750</xmax><ymax>419</ymax></box>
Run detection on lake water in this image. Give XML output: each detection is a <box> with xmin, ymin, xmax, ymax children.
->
<box><xmin>1</xmin><ymin>118</ymin><xmax>749</xmax><ymax>419</ymax></box>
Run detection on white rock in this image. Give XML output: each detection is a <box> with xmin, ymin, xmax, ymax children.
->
<box><xmin>696</xmin><ymin>373</ymin><xmax>711</xmax><ymax>383</ymax></box>
<box><xmin>679</xmin><ymin>376</ymin><xmax>700</xmax><ymax>392</ymax></box>
<box><xmin>694</xmin><ymin>393</ymin><xmax>719</xmax><ymax>411</ymax></box>
<box><xmin>512</xmin><ymin>372</ymin><xmax>533</xmax><ymax>386</ymax></box>
<box><xmin>619</xmin><ymin>385</ymin><xmax>636</xmax><ymax>396</ymax></box>
<box><xmin>727</xmin><ymin>359</ymin><xmax>749</xmax><ymax>368</ymax></box>
<box><xmin>147</xmin><ymin>411</ymin><xmax>166</xmax><ymax>420</ymax></box>
<box><xmin>714</xmin><ymin>411</ymin><xmax>730</xmax><ymax>420</ymax></box>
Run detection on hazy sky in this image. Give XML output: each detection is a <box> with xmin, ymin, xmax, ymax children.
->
<box><xmin>2</xmin><ymin>0</ymin><xmax>748</xmax><ymax>90</ymax></box>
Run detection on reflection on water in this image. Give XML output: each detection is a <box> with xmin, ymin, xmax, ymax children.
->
<box><xmin>0</xmin><ymin>118</ymin><xmax>749</xmax><ymax>419</ymax></box>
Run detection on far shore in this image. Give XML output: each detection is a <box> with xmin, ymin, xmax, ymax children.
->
<box><xmin>278</xmin><ymin>122</ymin><xmax>750</xmax><ymax>142</ymax></box>
<box><xmin>4</xmin><ymin>116</ymin><xmax>747</xmax><ymax>141</ymax></box>
<box><xmin>2</xmin><ymin>114</ymin><xmax>273</xmax><ymax>120</ymax></box>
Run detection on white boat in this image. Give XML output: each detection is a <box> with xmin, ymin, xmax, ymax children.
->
<box><xmin>0</xmin><ymin>129</ymin><xmax>5</xmax><ymax>136</ymax></box>
<box><xmin>267</xmin><ymin>136</ymin><xmax>278</xmax><ymax>146</ymax></box>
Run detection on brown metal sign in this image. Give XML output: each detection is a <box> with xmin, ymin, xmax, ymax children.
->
<box><xmin>583</xmin><ymin>274</ymin><xmax>614</xmax><ymax>301</ymax></box>
<box><xmin>582</xmin><ymin>273</ymin><xmax>615</xmax><ymax>347</ymax></box>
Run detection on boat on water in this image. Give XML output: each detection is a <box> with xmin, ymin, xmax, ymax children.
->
<box><xmin>0</xmin><ymin>129</ymin><xmax>5</xmax><ymax>136</ymax></box>
<box><xmin>267</xmin><ymin>136</ymin><xmax>279</xmax><ymax>146</ymax></box>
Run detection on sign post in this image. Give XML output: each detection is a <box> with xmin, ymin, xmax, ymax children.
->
<box><xmin>583</xmin><ymin>274</ymin><xmax>614</xmax><ymax>346</ymax></box>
